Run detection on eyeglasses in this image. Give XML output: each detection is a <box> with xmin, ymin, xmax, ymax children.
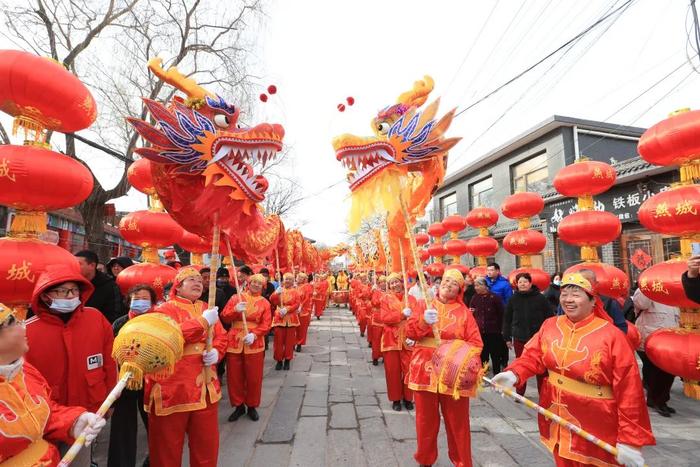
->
<box><xmin>49</xmin><ymin>287</ymin><xmax>81</xmax><ymax>298</ymax></box>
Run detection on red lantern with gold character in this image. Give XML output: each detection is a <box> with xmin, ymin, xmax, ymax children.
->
<box><xmin>127</xmin><ymin>158</ymin><xmax>157</xmax><ymax>196</ymax></box>
<box><xmin>638</xmin><ymin>108</ymin><xmax>700</xmax><ymax>179</ymax></box>
<box><xmin>426</xmin><ymin>262</ymin><xmax>445</xmax><ymax>278</ymax></box>
<box><xmin>502</xmin><ymin>230</ymin><xmax>546</xmax><ymax>256</ymax></box>
<box><xmin>465</xmin><ymin>207</ymin><xmax>499</xmax><ymax>230</ymax></box>
<box><xmin>117</xmin><ymin>263</ymin><xmax>177</xmax><ymax>301</ymax></box>
<box><xmin>178</xmin><ymin>230</ymin><xmax>211</xmax><ymax>267</ymax></box>
<box><xmin>646</xmin><ymin>329</ymin><xmax>700</xmax><ymax>398</ymax></box>
<box><xmin>501</xmin><ymin>192</ymin><xmax>544</xmax><ymax>221</ymax></box>
<box><xmin>565</xmin><ymin>262</ymin><xmax>630</xmax><ymax>300</ymax></box>
<box><xmin>119</xmin><ymin>211</ymin><xmax>184</xmax><ymax>251</ymax></box>
<box><xmin>638</xmin><ymin>185</ymin><xmax>700</xmax><ymax>237</ymax></box>
<box><xmin>637</xmin><ymin>259</ymin><xmax>699</xmax><ymax>309</ymax></box>
<box><xmin>508</xmin><ymin>267</ymin><xmax>550</xmax><ymax>292</ymax></box>
<box><xmin>558</xmin><ymin>211</ymin><xmax>621</xmax><ymax>247</ymax></box>
<box><xmin>466</xmin><ymin>236</ymin><xmax>498</xmax><ymax>258</ymax></box>
<box><xmin>553</xmin><ymin>160</ymin><xmax>616</xmax><ymax>197</ymax></box>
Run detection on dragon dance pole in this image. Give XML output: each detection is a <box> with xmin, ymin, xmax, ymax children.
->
<box><xmin>207</xmin><ymin>213</ymin><xmax>221</xmax><ymax>352</ymax></box>
<box><xmin>275</xmin><ymin>248</ymin><xmax>284</xmax><ymax>308</ymax></box>
<box><xmin>397</xmin><ymin>240</ymin><xmax>410</xmax><ymax>309</ymax></box>
<box><xmin>225</xmin><ymin>237</ymin><xmax>249</xmax><ymax>335</ymax></box>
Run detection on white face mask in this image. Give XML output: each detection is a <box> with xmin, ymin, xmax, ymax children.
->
<box><xmin>49</xmin><ymin>297</ymin><xmax>81</xmax><ymax>313</ymax></box>
<box><xmin>553</xmin><ymin>279</ymin><xmax>561</xmax><ymax>286</ymax></box>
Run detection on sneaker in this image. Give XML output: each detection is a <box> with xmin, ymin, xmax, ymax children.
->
<box><xmin>275</xmin><ymin>361</ymin><xmax>283</xmax><ymax>371</ymax></box>
<box><xmin>283</xmin><ymin>359</ymin><xmax>290</xmax><ymax>370</ymax></box>
<box><xmin>372</xmin><ymin>359</ymin><xmax>379</xmax><ymax>366</ymax></box>
<box><xmin>392</xmin><ymin>401</ymin><xmax>402</xmax><ymax>411</ymax></box>
<box><xmin>403</xmin><ymin>400</ymin><xmax>414</xmax><ymax>410</ymax></box>
<box><xmin>228</xmin><ymin>404</ymin><xmax>246</xmax><ymax>422</ymax></box>
<box><xmin>247</xmin><ymin>407</ymin><xmax>260</xmax><ymax>421</ymax></box>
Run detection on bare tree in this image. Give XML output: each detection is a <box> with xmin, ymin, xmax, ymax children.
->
<box><xmin>1</xmin><ymin>0</ymin><xmax>264</xmax><ymax>260</ymax></box>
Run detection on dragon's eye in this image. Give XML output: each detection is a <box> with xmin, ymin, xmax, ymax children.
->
<box><xmin>377</xmin><ymin>122</ymin><xmax>391</xmax><ymax>135</ymax></box>
<box><xmin>214</xmin><ymin>114</ymin><xmax>230</xmax><ymax>128</ymax></box>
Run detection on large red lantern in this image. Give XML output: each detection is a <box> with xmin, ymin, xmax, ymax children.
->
<box><xmin>646</xmin><ymin>329</ymin><xmax>700</xmax><ymax>398</ymax></box>
<box><xmin>470</xmin><ymin>266</ymin><xmax>488</xmax><ymax>279</ymax></box>
<box><xmin>565</xmin><ymin>262</ymin><xmax>630</xmax><ymax>299</ymax></box>
<box><xmin>418</xmin><ymin>248</ymin><xmax>430</xmax><ymax>263</ymax></box>
<box><xmin>637</xmin><ymin>259</ymin><xmax>698</xmax><ymax>309</ymax></box>
<box><xmin>427</xmin><ymin>222</ymin><xmax>447</xmax><ymax>238</ymax></box>
<box><xmin>466</xmin><ymin>236</ymin><xmax>499</xmax><ymax>258</ymax></box>
<box><xmin>502</xmin><ymin>230</ymin><xmax>546</xmax><ymax>256</ymax></box>
<box><xmin>442</xmin><ymin>215</ymin><xmax>466</xmax><ymax>233</ymax></box>
<box><xmin>178</xmin><ymin>230</ymin><xmax>211</xmax><ymax>266</ymax></box>
<box><xmin>465</xmin><ymin>208</ymin><xmax>499</xmax><ymax>230</ymax></box>
<box><xmin>119</xmin><ymin>211</ymin><xmax>184</xmax><ymax>248</ymax></box>
<box><xmin>444</xmin><ymin>239</ymin><xmax>469</xmax><ymax>257</ymax></box>
<box><xmin>116</xmin><ymin>263</ymin><xmax>177</xmax><ymax>301</ymax></box>
<box><xmin>508</xmin><ymin>267</ymin><xmax>550</xmax><ymax>292</ymax></box>
<box><xmin>127</xmin><ymin>158</ymin><xmax>156</xmax><ymax>196</ymax></box>
<box><xmin>426</xmin><ymin>262</ymin><xmax>446</xmax><ymax>277</ymax></box>
<box><xmin>501</xmin><ymin>192</ymin><xmax>544</xmax><ymax>221</ymax></box>
<box><xmin>415</xmin><ymin>232</ymin><xmax>430</xmax><ymax>246</ymax></box>
<box><xmin>638</xmin><ymin>108</ymin><xmax>700</xmax><ymax>168</ymax></box>
<box><xmin>553</xmin><ymin>160</ymin><xmax>616</xmax><ymax>197</ymax></box>
<box><xmin>0</xmin><ymin>49</ymin><xmax>97</xmax><ymax>134</ymax></box>
<box><xmin>638</xmin><ymin>185</ymin><xmax>700</xmax><ymax>237</ymax></box>
<box><xmin>557</xmin><ymin>211</ymin><xmax>621</xmax><ymax>247</ymax></box>
<box><xmin>445</xmin><ymin>263</ymin><xmax>470</xmax><ymax>276</ymax></box>
<box><xmin>427</xmin><ymin>243</ymin><xmax>447</xmax><ymax>258</ymax></box>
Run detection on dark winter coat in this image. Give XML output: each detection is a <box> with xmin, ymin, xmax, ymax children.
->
<box><xmin>543</xmin><ymin>283</ymin><xmax>560</xmax><ymax>309</ymax></box>
<box><xmin>503</xmin><ymin>285</ymin><xmax>554</xmax><ymax>342</ymax></box>
<box><xmin>86</xmin><ymin>270</ymin><xmax>124</xmax><ymax>323</ymax></box>
<box><xmin>682</xmin><ymin>272</ymin><xmax>700</xmax><ymax>305</ymax></box>
<box><xmin>470</xmin><ymin>291</ymin><xmax>504</xmax><ymax>334</ymax></box>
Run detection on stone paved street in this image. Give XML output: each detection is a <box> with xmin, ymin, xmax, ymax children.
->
<box><xmin>94</xmin><ymin>305</ymin><xmax>700</xmax><ymax>466</ymax></box>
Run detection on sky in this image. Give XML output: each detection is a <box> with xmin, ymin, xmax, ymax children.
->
<box><xmin>2</xmin><ymin>0</ymin><xmax>699</xmax><ymax>246</ymax></box>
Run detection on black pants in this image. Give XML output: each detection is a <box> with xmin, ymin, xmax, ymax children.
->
<box><xmin>481</xmin><ymin>332</ymin><xmax>507</xmax><ymax>374</ymax></box>
<box><xmin>108</xmin><ymin>388</ymin><xmax>148</xmax><ymax>467</ymax></box>
<box><xmin>638</xmin><ymin>350</ymin><xmax>675</xmax><ymax>407</ymax></box>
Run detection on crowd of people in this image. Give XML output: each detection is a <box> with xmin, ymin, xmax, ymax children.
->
<box><xmin>3</xmin><ymin>249</ymin><xmax>699</xmax><ymax>467</ymax></box>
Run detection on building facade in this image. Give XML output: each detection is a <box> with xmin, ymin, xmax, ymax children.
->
<box><xmin>431</xmin><ymin>115</ymin><xmax>679</xmax><ymax>287</ymax></box>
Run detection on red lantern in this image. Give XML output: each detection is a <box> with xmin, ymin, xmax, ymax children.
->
<box><xmin>470</xmin><ymin>266</ymin><xmax>487</xmax><ymax>279</ymax></box>
<box><xmin>637</xmin><ymin>259</ymin><xmax>698</xmax><ymax>308</ymax></box>
<box><xmin>508</xmin><ymin>267</ymin><xmax>550</xmax><ymax>292</ymax></box>
<box><xmin>427</xmin><ymin>243</ymin><xmax>447</xmax><ymax>258</ymax></box>
<box><xmin>178</xmin><ymin>231</ymin><xmax>211</xmax><ymax>254</ymax></box>
<box><xmin>0</xmin><ymin>49</ymin><xmax>97</xmax><ymax>132</ymax></box>
<box><xmin>127</xmin><ymin>158</ymin><xmax>156</xmax><ymax>196</ymax></box>
<box><xmin>638</xmin><ymin>185</ymin><xmax>700</xmax><ymax>236</ymax></box>
<box><xmin>646</xmin><ymin>329</ymin><xmax>700</xmax><ymax>381</ymax></box>
<box><xmin>0</xmin><ymin>238</ymin><xmax>79</xmax><ymax>306</ymax></box>
<box><xmin>119</xmin><ymin>211</ymin><xmax>184</xmax><ymax>248</ymax></box>
<box><xmin>418</xmin><ymin>248</ymin><xmax>430</xmax><ymax>263</ymax></box>
<box><xmin>465</xmin><ymin>208</ymin><xmax>499</xmax><ymax>229</ymax></box>
<box><xmin>415</xmin><ymin>232</ymin><xmax>430</xmax><ymax>246</ymax></box>
<box><xmin>445</xmin><ymin>263</ymin><xmax>469</xmax><ymax>276</ymax></box>
<box><xmin>116</xmin><ymin>263</ymin><xmax>177</xmax><ymax>301</ymax></box>
<box><xmin>444</xmin><ymin>239</ymin><xmax>469</xmax><ymax>257</ymax></box>
<box><xmin>426</xmin><ymin>262</ymin><xmax>445</xmax><ymax>277</ymax></box>
<box><xmin>565</xmin><ymin>262</ymin><xmax>630</xmax><ymax>299</ymax></box>
<box><xmin>502</xmin><ymin>230</ymin><xmax>546</xmax><ymax>256</ymax></box>
<box><xmin>553</xmin><ymin>161</ymin><xmax>616</xmax><ymax>197</ymax></box>
<box><xmin>558</xmin><ymin>211</ymin><xmax>621</xmax><ymax>247</ymax></box>
<box><xmin>501</xmin><ymin>192</ymin><xmax>544</xmax><ymax>219</ymax></box>
<box><xmin>442</xmin><ymin>215</ymin><xmax>467</xmax><ymax>233</ymax></box>
<box><xmin>0</xmin><ymin>145</ymin><xmax>93</xmax><ymax>210</ymax></box>
<box><xmin>466</xmin><ymin>236</ymin><xmax>499</xmax><ymax>258</ymax></box>
<box><xmin>638</xmin><ymin>109</ymin><xmax>700</xmax><ymax>167</ymax></box>
<box><xmin>427</xmin><ymin>222</ymin><xmax>447</xmax><ymax>238</ymax></box>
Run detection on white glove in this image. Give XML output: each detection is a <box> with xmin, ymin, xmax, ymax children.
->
<box><xmin>275</xmin><ymin>286</ymin><xmax>283</xmax><ymax>294</ymax></box>
<box><xmin>278</xmin><ymin>307</ymin><xmax>287</xmax><ymax>317</ymax></box>
<box><xmin>491</xmin><ymin>371</ymin><xmax>518</xmax><ymax>394</ymax></box>
<box><xmin>243</xmin><ymin>332</ymin><xmax>255</xmax><ymax>345</ymax></box>
<box><xmin>405</xmin><ymin>338</ymin><xmax>415</xmax><ymax>347</ymax></box>
<box><xmin>616</xmin><ymin>443</ymin><xmax>645</xmax><ymax>467</ymax></box>
<box><xmin>424</xmin><ymin>308</ymin><xmax>438</xmax><ymax>325</ymax></box>
<box><xmin>402</xmin><ymin>307</ymin><xmax>412</xmax><ymax>318</ymax></box>
<box><xmin>202</xmin><ymin>349</ymin><xmax>219</xmax><ymax>365</ymax></box>
<box><xmin>71</xmin><ymin>412</ymin><xmax>106</xmax><ymax>446</ymax></box>
<box><xmin>202</xmin><ymin>306</ymin><xmax>219</xmax><ymax>326</ymax></box>
<box><xmin>235</xmin><ymin>302</ymin><xmax>247</xmax><ymax>312</ymax></box>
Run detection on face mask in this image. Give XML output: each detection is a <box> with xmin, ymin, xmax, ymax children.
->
<box><xmin>130</xmin><ymin>299</ymin><xmax>152</xmax><ymax>314</ymax></box>
<box><xmin>49</xmin><ymin>297</ymin><xmax>81</xmax><ymax>313</ymax></box>
<box><xmin>553</xmin><ymin>279</ymin><xmax>561</xmax><ymax>286</ymax></box>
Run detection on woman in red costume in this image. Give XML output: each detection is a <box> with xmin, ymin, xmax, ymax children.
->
<box><xmin>221</xmin><ymin>273</ymin><xmax>272</xmax><ymax>423</ymax></box>
<box><xmin>270</xmin><ymin>273</ymin><xmax>301</xmax><ymax>371</ymax></box>
<box><xmin>406</xmin><ymin>269</ymin><xmax>483</xmax><ymax>467</ymax></box>
<box><xmin>369</xmin><ymin>275</ymin><xmax>387</xmax><ymax>366</ymax></box>
<box><xmin>493</xmin><ymin>273</ymin><xmax>654</xmax><ymax>467</ymax></box>
<box><xmin>295</xmin><ymin>272</ymin><xmax>313</xmax><ymax>351</ymax></box>
<box><xmin>145</xmin><ymin>266</ymin><xmax>227</xmax><ymax>467</ymax></box>
<box><xmin>312</xmin><ymin>273</ymin><xmax>329</xmax><ymax>319</ymax></box>
<box><xmin>380</xmin><ymin>272</ymin><xmax>419</xmax><ymax>411</ymax></box>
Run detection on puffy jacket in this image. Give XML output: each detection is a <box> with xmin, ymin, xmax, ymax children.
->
<box><xmin>25</xmin><ymin>264</ymin><xmax>117</xmax><ymax>413</ymax></box>
<box><xmin>503</xmin><ymin>286</ymin><xmax>554</xmax><ymax>342</ymax></box>
<box><xmin>632</xmin><ymin>288</ymin><xmax>680</xmax><ymax>349</ymax></box>
<box><xmin>469</xmin><ymin>291</ymin><xmax>504</xmax><ymax>334</ymax></box>
<box><xmin>486</xmin><ymin>275</ymin><xmax>513</xmax><ymax>305</ymax></box>
<box><xmin>86</xmin><ymin>270</ymin><xmax>124</xmax><ymax>323</ymax></box>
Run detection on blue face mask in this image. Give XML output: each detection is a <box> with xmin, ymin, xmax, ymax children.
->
<box><xmin>49</xmin><ymin>297</ymin><xmax>81</xmax><ymax>313</ymax></box>
<box><xmin>130</xmin><ymin>299</ymin><xmax>152</xmax><ymax>314</ymax></box>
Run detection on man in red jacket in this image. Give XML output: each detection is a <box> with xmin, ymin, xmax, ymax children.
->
<box><xmin>295</xmin><ymin>272</ymin><xmax>313</xmax><ymax>352</ymax></box>
<box><xmin>1</xmin><ymin>302</ymin><xmax>105</xmax><ymax>466</ymax></box>
<box><xmin>25</xmin><ymin>263</ymin><xmax>116</xmax><ymax>466</ymax></box>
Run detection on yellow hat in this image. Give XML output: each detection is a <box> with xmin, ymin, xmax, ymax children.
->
<box><xmin>173</xmin><ymin>266</ymin><xmax>201</xmax><ymax>288</ymax></box>
<box><xmin>0</xmin><ymin>303</ymin><xmax>15</xmax><ymax>327</ymax></box>
<box><xmin>249</xmin><ymin>273</ymin><xmax>266</xmax><ymax>284</ymax></box>
<box><xmin>387</xmin><ymin>272</ymin><xmax>402</xmax><ymax>283</ymax></box>
<box><xmin>377</xmin><ymin>275</ymin><xmax>387</xmax><ymax>282</ymax></box>
<box><xmin>442</xmin><ymin>269</ymin><xmax>465</xmax><ymax>287</ymax></box>
<box><xmin>561</xmin><ymin>273</ymin><xmax>594</xmax><ymax>295</ymax></box>
<box><xmin>283</xmin><ymin>272</ymin><xmax>295</xmax><ymax>281</ymax></box>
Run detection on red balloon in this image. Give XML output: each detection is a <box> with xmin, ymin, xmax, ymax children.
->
<box><xmin>501</xmin><ymin>192</ymin><xmax>544</xmax><ymax>219</ymax></box>
<box><xmin>346</xmin><ymin>96</ymin><xmax>355</xmax><ymax>106</ymax></box>
<box><xmin>444</xmin><ymin>239</ymin><xmax>469</xmax><ymax>257</ymax></box>
<box><xmin>0</xmin><ymin>49</ymin><xmax>97</xmax><ymax>132</ymax></box>
<box><xmin>0</xmin><ymin>237</ymin><xmax>79</xmax><ymax>306</ymax></box>
<box><xmin>426</xmin><ymin>263</ymin><xmax>446</xmax><ymax>277</ymax></box>
<box><xmin>415</xmin><ymin>232</ymin><xmax>430</xmax><ymax>246</ymax></box>
<box><xmin>337</xmin><ymin>104</ymin><xmax>346</xmax><ymax>112</ymax></box>
<box><xmin>466</xmin><ymin>236</ymin><xmax>499</xmax><ymax>258</ymax></box>
<box><xmin>553</xmin><ymin>161</ymin><xmax>616</xmax><ymax>197</ymax></box>
<box><xmin>267</xmin><ymin>85</ymin><xmax>277</xmax><ymax>95</ymax></box>
<box><xmin>259</xmin><ymin>93</ymin><xmax>268</xmax><ymax>102</ymax></box>
<box><xmin>646</xmin><ymin>329</ymin><xmax>700</xmax><ymax>380</ymax></box>
<box><xmin>638</xmin><ymin>108</ymin><xmax>700</xmax><ymax>167</ymax></box>
<box><xmin>558</xmin><ymin>211</ymin><xmax>621</xmax><ymax>247</ymax></box>
<box><xmin>0</xmin><ymin>145</ymin><xmax>93</xmax><ymax>211</ymax></box>
<box><xmin>638</xmin><ymin>185</ymin><xmax>700</xmax><ymax>236</ymax></box>
<box><xmin>117</xmin><ymin>263</ymin><xmax>177</xmax><ymax>301</ymax></box>
<box><xmin>442</xmin><ymin>215</ymin><xmax>467</xmax><ymax>233</ymax></box>
<box><xmin>427</xmin><ymin>222</ymin><xmax>447</xmax><ymax>238</ymax></box>
<box><xmin>119</xmin><ymin>211</ymin><xmax>184</xmax><ymax>248</ymax></box>
<box><xmin>637</xmin><ymin>259</ymin><xmax>698</xmax><ymax>308</ymax></box>
<box><xmin>564</xmin><ymin>262</ymin><xmax>629</xmax><ymax>299</ymax></box>
<box><xmin>127</xmin><ymin>158</ymin><xmax>156</xmax><ymax>196</ymax></box>
<box><xmin>502</xmin><ymin>229</ymin><xmax>546</xmax><ymax>256</ymax></box>
<box><xmin>465</xmin><ymin>208</ymin><xmax>499</xmax><ymax>229</ymax></box>
<box><xmin>508</xmin><ymin>267</ymin><xmax>550</xmax><ymax>292</ymax></box>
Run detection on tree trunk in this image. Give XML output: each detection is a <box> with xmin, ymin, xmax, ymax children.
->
<box><xmin>77</xmin><ymin>195</ymin><xmax>113</xmax><ymax>263</ymax></box>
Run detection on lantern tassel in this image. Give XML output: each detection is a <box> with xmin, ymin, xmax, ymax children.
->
<box><xmin>141</xmin><ymin>246</ymin><xmax>159</xmax><ymax>264</ymax></box>
<box><xmin>683</xmin><ymin>380</ymin><xmax>700</xmax><ymax>400</ymax></box>
<box><xmin>9</xmin><ymin>211</ymin><xmax>47</xmax><ymax>238</ymax></box>
<box><xmin>580</xmin><ymin>246</ymin><xmax>599</xmax><ymax>262</ymax></box>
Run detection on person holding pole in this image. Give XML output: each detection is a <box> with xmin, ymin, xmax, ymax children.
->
<box><xmin>295</xmin><ymin>272</ymin><xmax>313</xmax><ymax>351</ymax></box>
<box><xmin>144</xmin><ymin>266</ymin><xmax>227</xmax><ymax>467</ymax></box>
<box><xmin>492</xmin><ymin>273</ymin><xmax>654</xmax><ymax>467</ymax></box>
<box><xmin>270</xmin><ymin>273</ymin><xmax>301</xmax><ymax>371</ymax></box>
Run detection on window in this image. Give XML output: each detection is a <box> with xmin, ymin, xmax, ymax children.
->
<box><xmin>469</xmin><ymin>177</ymin><xmax>493</xmax><ymax>209</ymax></box>
<box><xmin>440</xmin><ymin>193</ymin><xmax>457</xmax><ymax>219</ymax></box>
<box><xmin>512</xmin><ymin>152</ymin><xmax>549</xmax><ymax>193</ymax></box>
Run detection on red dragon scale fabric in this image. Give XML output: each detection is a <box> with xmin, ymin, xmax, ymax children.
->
<box><xmin>127</xmin><ymin>58</ymin><xmax>286</xmax><ymax>262</ymax></box>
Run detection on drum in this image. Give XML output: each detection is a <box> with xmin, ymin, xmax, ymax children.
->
<box><xmin>430</xmin><ymin>339</ymin><xmax>483</xmax><ymax>399</ymax></box>
<box><xmin>332</xmin><ymin>290</ymin><xmax>349</xmax><ymax>305</ymax></box>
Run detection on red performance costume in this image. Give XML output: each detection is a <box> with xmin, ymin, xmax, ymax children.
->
<box><xmin>296</xmin><ymin>274</ymin><xmax>313</xmax><ymax>346</ymax></box>
<box><xmin>406</xmin><ymin>270</ymin><xmax>483</xmax><ymax>467</ymax></box>
<box><xmin>220</xmin><ymin>275</ymin><xmax>271</xmax><ymax>413</ymax></box>
<box><xmin>505</xmin><ymin>273</ymin><xmax>655</xmax><ymax>467</ymax></box>
<box><xmin>312</xmin><ymin>274</ymin><xmax>329</xmax><ymax>318</ymax></box>
<box><xmin>357</xmin><ymin>278</ymin><xmax>372</xmax><ymax>338</ymax></box>
<box><xmin>145</xmin><ymin>267</ymin><xmax>228</xmax><ymax>467</ymax></box>
<box><xmin>349</xmin><ymin>278</ymin><xmax>361</xmax><ymax>317</ymax></box>
<box><xmin>270</xmin><ymin>273</ymin><xmax>301</xmax><ymax>366</ymax></box>
<box><xmin>380</xmin><ymin>273</ymin><xmax>420</xmax><ymax>405</ymax></box>
<box><xmin>369</xmin><ymin>277</ymin><xmax>386</xmax><ymax>363</ymax></box>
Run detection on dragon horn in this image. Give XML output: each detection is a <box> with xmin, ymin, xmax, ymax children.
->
<box><xmin>397</xmin><ymin>75</ymin><xmax>435</xmax><ymax>108</ymax></box>
<box><xmin>148</xmin><ymin>57</ymin><xmax>214</xmax><ymax>100</ymax></box>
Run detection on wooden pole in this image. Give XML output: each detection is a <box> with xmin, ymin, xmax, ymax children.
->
<box><xmin>275</xmin><ymin>248</ymin><xmax>284</xmax><ymax>308</ymax></box>
<box><xmin>397</xmin><ymin>240</ymin><xmax>410</xmax><ymax>309</ymax></box>
<box><xmin>206</xmin><ymin>213</ymin><xmax>220</xmax><ymax>352</ymax></box>
<box><xmin>225</xmin><ymin>237</ymin><xmax>249</xmax><ymax>335</ymax></box>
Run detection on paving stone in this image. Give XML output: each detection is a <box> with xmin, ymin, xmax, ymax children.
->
<box><xmin>354</xmin><ymin>395</ymin><xmax>378</xmax><ymax>406</ymax></box>
<box><xmin>303</xmin><ymin>389</ymin><xmax>327</xmax><ymax>407</ymax></box>
<box><xmin>300</xmin><ymin>405</ymin><xmax>328</xmax><ymax>417</ymax></box>
<box><xmin>283</xmin><ymin>371</ymin><xmax>307</xmax><ymax>387</ymax></box>
<box><xmin>330</xmin><ymin>402</ymin><xmax>358</xmax><ymax>428</ymax></box>
<box><xmin>289</xmin><ymin>416</ymin><xmax>327</xmax><ymax>466</ymax></box>
<box><xmin>356</xmin><ymin>404</ymin><xmax>383</xmax><ymax>419</ymax></box>
<box><xmin>261</xmin><ymin>386</ymin><xmax>304</xmax><ymax>443</ymax></box>
<box><xmin>326</xmin><ymin>429</ymin><xmax>367</xmax><ymax>467</ymax></box>
<box><xmin>329</xmin><ymin>391</ymin><xmax>353</xmax><ymax>403</ymax></box>
<box><xmin>359</xmin><ymin>417</ymin><xmax>400</xmax><ymax>467</ymax></box>
<box><xmin>384</xmin><ymin>411</ymin><xmax>417</xmax><ymax>440</ymax></box>
<box><xmin>471</xmin><ymin>431</ymin><xmax>518</xmax><ymax>467</ymax></box>
<box><xmin>249</xmin><ymin>444</ymin><xmax>291</xmax><ymax>467</ymax></box>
